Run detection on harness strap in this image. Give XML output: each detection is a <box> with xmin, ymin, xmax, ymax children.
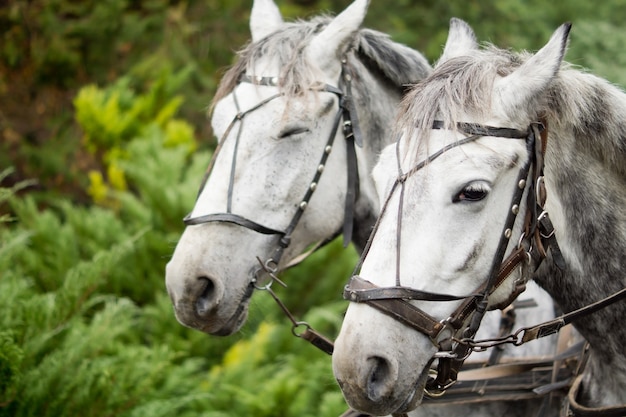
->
<box><xmin>565</xmin><ymin>375</ymin><xmax>626</xmax><ymax>417</ymax></box>
<box><xmin>339</xmin><ymin>69</ymin><xmax>362</xmax><ymax>247</ymax></box>
<box><xmin>345</xmin><ymin>276</ymin><xmax>480</xmax><ymax>302</ymax></box>
<box><xmin>432</xmin><ymin>120</ymin><xmax>529</xmax><ymax>139</ymax></box>
<box><xmin>343</xmin><ymin>131</ymin><xmax>359</xmax><ymax>247</ymax></box>
<box><xmin>192</xmin><ymin>91</ymin><xmax>283</xmax><ymax>196</ymax></box>
<box><xmin>536</xmin><ymin>212</ymin><xmax>567</xmax><ymax>270</ymax></box>
<box><xmin>346</xmin><ymin>276</ymin><xmax>444</xmax><ymax>339</ymax></box>
<box><xmin>519</xmin><ymin>287</ymin><xmax>626</xmax><ymax>344</ymax></box>
<box><xmin>457</xmin><ymin>359</ymin><xmax>554</xmax><ymax>381</ymax></box>
<box><xmin>338</xmin><ymin>410</ymin><xmax>370</xmax><ymax>417</ymax></box>
<box><xmin>184</xmin><ymin>213</ymin><xmax>285</xmax><ymax>235</ymax></box>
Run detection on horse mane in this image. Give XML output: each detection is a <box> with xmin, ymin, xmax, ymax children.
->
<box><xmin>210</xmin><ymin>16</ymin><xmax>431</xmax><ymax>114</ymax></box>
<box><xmin>395</xmin><ymin>45</ymin><xmax>526</xmax><ymax>161</ymax></box>
<box><xmin>356</xmin><ymin>29</ymin><xmax>431</xmax><ymax>94</ymax></box>
<box><xmin>547</xmin><ymin>69</ymin><xmax>626</xmax><ymax>179</ymax></box>
<box><xmin>396</xmin><ymin>43</ymin><xmax>626</xmax><ymax>178</ymax></box>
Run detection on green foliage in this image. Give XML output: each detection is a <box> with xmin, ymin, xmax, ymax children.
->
<box><xmin>73</xmin><ymin>67</ymin><xmax>198</xmax><ymax>209</ymax></box>
<box><xmin>0</xmin><ymin>180</ymin><xmax>354</xmax><ymax>415</ymax></box>
<box><xmin>359</xmin><ymin>0</ymin><xmax>626</xmax><ymax>86</ymax></box>
<box><xmin>1</xmin><ymin>0</ymin><xmax>171</xmax><ymax>86</ymax></box>
<box><xmin>0</xmin><ymin>168</ymin><xmax>36</xmax><ymax>224</ymax></box>
<box><xmin>0</xmin><ymin>331</ymin><xmax>23</xmax><ymax>407</ymax></box>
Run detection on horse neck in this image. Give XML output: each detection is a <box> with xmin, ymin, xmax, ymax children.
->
<box><xmin>534</xmin><ymin>72</ymin><xmax>626</xmax><ymax>407</ymax></box>
<box><xmin>349</xmin><ymin>62</ymin><xmax>403</xmax><ymax>252</ymax></box>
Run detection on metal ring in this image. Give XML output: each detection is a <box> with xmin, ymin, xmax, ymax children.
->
<box><xmin>292</xmin><ymin>321</ymin><xmax>311</xmax><ymax>338</ymax></box>
<box><xmin>264</xmin><ymin>258</ymin><xmax>278</xmax><ymax>273</ymax></box>
<box><xmin>253</xmin><ymin>258</ymin><xmax>280</xmax><ymax>290</ymax></box>
<box><xmin>536</xmin><ymin>176</ymin><xmax>545</xmax><ymax>204</ymax></box>
<box><xmin>253</xmin><ymin>274</ymin><xmax>273</xmax><ymax>291</ymax></box>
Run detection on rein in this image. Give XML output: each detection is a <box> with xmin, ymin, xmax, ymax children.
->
<box><xmin>184</xmin><ymin>59</ymin><xmax>362</xmax><ymax>289</ymax></box>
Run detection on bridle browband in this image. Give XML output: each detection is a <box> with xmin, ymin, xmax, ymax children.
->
<box><xmin>344</xmin><ymin>119</ymin><xmax>567</xmax><ymax>396</ymax></box>
<box><xmin>184</xmin><ymin>59</ymin><xmax>362</xmax><ymax>289</ymax></box>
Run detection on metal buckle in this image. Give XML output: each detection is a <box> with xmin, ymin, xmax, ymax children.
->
<box><xmin>431</xmin><ymin>318</ymin><xmax>456</xmax><ymax>347</ymax></box>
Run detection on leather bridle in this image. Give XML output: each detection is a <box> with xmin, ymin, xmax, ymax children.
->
<box><xmin>184</xmin><ymin>59</ymin><xmax>362</xmax><ymax>290</ymax></box>
<box><xmin>343</xmin><ymin>118</ymin><xmax>626</xmax><ymax>404</ymax></box>
<box><xmin>344</xmin><ymin>119</ymin><xmax>565</xmax><ymax>396</ymax></box>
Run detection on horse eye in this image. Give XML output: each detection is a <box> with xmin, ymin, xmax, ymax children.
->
<box><xmin>278</xmin><ymin>127</ymin><xmax>310</xmax><ymax>139</ymax></box>
<box><xmin>453</xmin><ymin>183</ymin><xmax>490</xmax><ymax>203</ymax></box>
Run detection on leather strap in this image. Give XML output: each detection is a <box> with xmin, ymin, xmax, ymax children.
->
<box><xmin>345</xmin><ymin>276</ymin><xmax>479</xmax><ymax>302</ymax></box>
<box><xmin>340</xmin><ymin>70</ymin><xmax>361</xmax><ymax>247</ymax></box>
<box><xmin>184</xmin><ymin>212</ymin><xmax>285</xmax><ymax>235</ymax></box>
<box><xmin>299</xmin><ymin>327</ymin><xmax>334</xmax><ymax>355</ymax></box>
<box><xmin>565</xmin><ymin>375</ymin><xmax>626</xmax><ymax>417</ymax></box>
<box><xmin>519</xmin><ymin>288</ymin><xmax>626</xmax><ymax>344</ymax></box>
<box><xmin>337</xmin><ymin>410</ymin><xmax>370</xmax><ymax>417</ymax></box>
<box><xmin>457</xmin><ymin>359</ymin><xmax>558</xmax><ymax>381</ymax></box>
<box><xmin>432</xmin><ymin>120</ymin><xmax>529</xmax><ymax>139</ymax></box>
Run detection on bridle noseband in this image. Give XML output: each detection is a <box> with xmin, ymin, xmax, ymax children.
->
<box><xmin>344</xmin><ymin>119</ymin><xmax>564</xmax><ymax>395</ymax></box>
<box><xmin>184</xmin><ymin>60</ymin><xmax>362</xmax><ymax>290</ymax></box>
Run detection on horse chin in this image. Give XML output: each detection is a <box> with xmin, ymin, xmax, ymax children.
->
<box><xmin>207</xmin><ymin>301</ymin><xmax>250</xmax><ymax>336</ymax></box>
<box><xmin>390</xmin><ymin>362</ymin><xmax>430</xmax><ymax>414</ymax></box>
<box><xmin>372</xmin><ymin>359</ymin><xmax>431</xmax><ymax>415</ymax></box>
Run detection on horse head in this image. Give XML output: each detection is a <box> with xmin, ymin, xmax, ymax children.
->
<box><xmin>165</xmin><ymin>0</ymin><xmax>431</xmax><ymax>336</ymax></box>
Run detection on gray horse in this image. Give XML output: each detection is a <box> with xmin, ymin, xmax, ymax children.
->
<box><xmin>334</xmin><ymin>18</ymin><xmax>621</xmax><ymax>417</ymax></box>
<box><xmin>166</xmin><ymin>0</ymin><xmax>431</xmax><ymax>336</ymax></box>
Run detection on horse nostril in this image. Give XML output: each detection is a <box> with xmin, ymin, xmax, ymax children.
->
<box><xmin>195</xmin><ymin>276</ymin><xmax>217</xmax><ymax>316</ymax></box>
<box><xmin>365</xmin><ymin>356</ymin><xmax>394</xmax><ymax>402</ymax></box>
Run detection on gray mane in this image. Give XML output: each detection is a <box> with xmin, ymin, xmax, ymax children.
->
<box><xmin>395</xmin><ymin>46</ymin><xmax>526</xmax><ymax>160</ymax></box>
<box><xmin>211</xmin><ymin>16</ymin><xmax>431</xmax><ymax>111</ymax></box>
<box><xmin>396</xmin><ymin>44</ymin><xmax>626</xmax><ymax>178</ymax></box>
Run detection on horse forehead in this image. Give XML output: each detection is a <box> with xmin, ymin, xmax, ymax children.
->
<box><xmin>444</xmin><ymin>138</ymin><xmax>525</xmax><ymax>171</ymax></box>
<box><xmin>209</xmin><ymin>86</ymin><xmax>293</xmax><ymax>135</ymax></box>
<box><xmin>249</xmin><ymin>55</ymin><xmax>282</xmax><ymax>78</ymax></box>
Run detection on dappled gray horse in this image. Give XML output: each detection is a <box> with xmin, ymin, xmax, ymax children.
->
<box><xmin>333</xmin><ymin>19</ymin><xmax>623</xmax><ymax>417</ymax></box>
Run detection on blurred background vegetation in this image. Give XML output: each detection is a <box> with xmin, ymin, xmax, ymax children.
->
<box><xmin>1</xmin><ymin>1</ymin><xmax>625</xmax><ymax>416</ymax></box>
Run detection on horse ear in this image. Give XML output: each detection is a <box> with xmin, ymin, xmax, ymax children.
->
<box><xmin>250</xmin><ymin>0</ymin><xmax>284</xmax><ymax>43</ymax></box>
<box><xmin>307</xmin><ymin>0</ymin><xmax>370</xmax><ymax>74</ymax></box>
<box><xmin>494</xmin><ymin>23</ymin><xmax>571</xmax><ymax>112</ymax></box>
<box><xmin>437</xmin><ymin>18</ymin><xmax>477</xmax><ymax>65</ymax></box>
